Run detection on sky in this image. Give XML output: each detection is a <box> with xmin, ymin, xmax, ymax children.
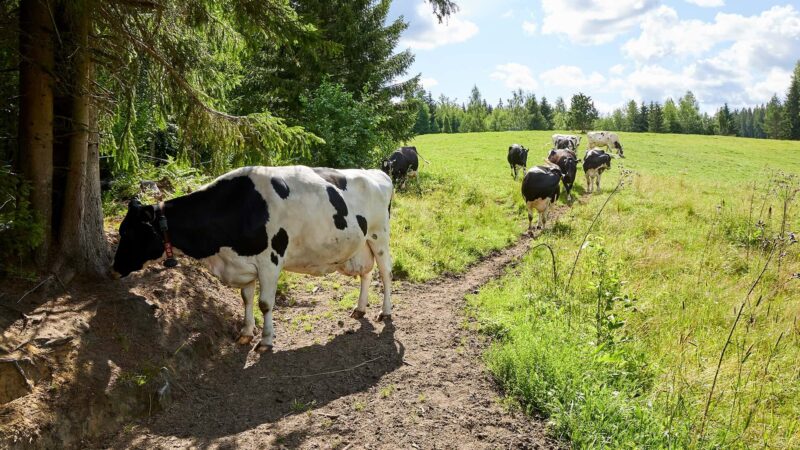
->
<box><xmin>387</xmin><ymin>0</ymin><xmax>800</xmax><ymax>113</ymax></box>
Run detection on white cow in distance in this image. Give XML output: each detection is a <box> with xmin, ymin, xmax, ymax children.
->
<box><xmin>551</xmin><ymin>134</ymin><xmax>581</xmax><ymax>151</ymax></box>
<box><xmin>587</xmin><ymin>131</ymin><xmax>624</xmax><ymax>158</ymax></box>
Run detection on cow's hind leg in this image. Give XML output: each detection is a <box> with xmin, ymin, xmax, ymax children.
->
<box><xmin>255</xmin><ymin>267</ymin><xmax>280</xmax><ymax>353</ymax></box>
<box><xmin>237</xmin><ymin>281</ymin><xmax>256</xmax><ymax>345</ymax></box>
<box><xmin>367</xmin><ymin>237</ymin><xmax>392</xmax><ymax>322</ymax></box>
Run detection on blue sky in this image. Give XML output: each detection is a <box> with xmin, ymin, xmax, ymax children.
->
<box><xmin>388</xmin><ymin>0</ymin><xmax>800</xmax><ymax>113</ymax></box>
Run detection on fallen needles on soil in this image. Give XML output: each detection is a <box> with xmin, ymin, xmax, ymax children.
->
<box><xmin>272</xmin><ymin>356</ymin><xmax>383</xmax><ymax>379</ymax></box>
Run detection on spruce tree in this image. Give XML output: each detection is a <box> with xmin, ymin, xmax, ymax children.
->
<box><xmin>568</xmin><ymin>93</ymin><xmax>598</xmax><ymax>133</ymax></box>
<box><xmin>785</xmin><ymin>60</ymin><xmax>800</xmax><ymax>139</ymax></box>
<box><xmin>539</xmin><ymin>96</ymin><xmax>553</xmax><ymax>129</ymax></box>
<box><xmin>764</xmin><ymin>95</ymin><xmax>788</xmax><ymax>139</ymax></box>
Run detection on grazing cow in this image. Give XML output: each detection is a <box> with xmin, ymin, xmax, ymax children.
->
<box><xmin>521</xmin><ymin>165</ymin><xmax>562</xmax><ymax>231</ymax></box>
<box><xmin>587</xmin><ymin>131</ymin><xmax>624</xmax><ymax>158</ymax></box>
<box><xmin>551</xmin><ymin>134</ymin><xmax>581</xmax><ymax>151</ymax></box>
<box><xmin>547</xmin><ymin>149</ymin><xmax>579</xmax><ymax>201</ymax></box>
<box><xmin>381</xmin><ymin>146</ymin><xmax>429</xmax><ymax>189</ymax></box>
<box><xmin>112</xmin><ymin>166</ymin><xmax>394</xmax><ymax>353</ymax></box>
<box><xmin>507</xmin><ymin>144</ymin><xmax>529</xmax><ymax>180</ymax></box>
<box><xmin>583</xmin><ymin>148</ymin><xmax>612</xmax><ymax>193</ymax></box>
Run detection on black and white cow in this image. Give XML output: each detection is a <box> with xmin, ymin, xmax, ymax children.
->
<box><xmin>552</xmin><ymin>134</ymin><xmax>581</xmax><ymax>151</ymax></box>
<box><xmin>381</xmin><ymin>146</ymin><xmax>429</xmax><ymax>189</ymax></box>
<box><xmin>547</xmin><ymin>148</ymin><xmax>579</xmax><ymax>201</ymax></box>
<box><xmin>583</xmin><ymin>148</ymin><xmax>612</xmax><ymax>193</ymax></box>
<box><xmin>507</xmin><ymin>144</ymin><xmax>529</xmax><ymax>180</ymax></box>
<box><xmin>521</xmin><ymin>165</ymin><xmax>562</xmax><ymax>231</ymax></box>
<box><xmin>112</xmin><ymin>166</ymin><xmax>394</xmax><ymax>353</ymax></box>
<box><xmin>587</xmin><ymin>131</ymin><xmax>624</xmax><ymax>158</ymax></box>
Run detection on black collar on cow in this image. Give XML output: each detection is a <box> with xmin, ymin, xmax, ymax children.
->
<box><xmin>154</xmin><ymin>202</ymin><xmax>179</xmax><ymax>268</ymax></box>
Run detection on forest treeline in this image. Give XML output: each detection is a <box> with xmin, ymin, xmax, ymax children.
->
<box><xmin>0</xmin><ymin>0</ymin><xmax>455</xmax><ymax>276</ymax></box>
<box><xmin>412</xmin><ymin>61</ymin><xmax>800</xmax><ymax>140</ymax></box>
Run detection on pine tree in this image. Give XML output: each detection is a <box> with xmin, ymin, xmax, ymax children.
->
<box><xmin>624</xmin><ymin>100</ymin><xmax>639</xmax><ymax>132</ymax></box>
<box><xmin>539</xmin><ymin>96</ymin><xmax>553</xmax><ymax>129</ymax></box>
<box><xmin>716</xmin><ymin>103</ymin><xmax>737</xmax><ymax>136</ymax></box>
<box><xmin>636</xmin><ymin>102</ymin><xmax>649</xmax><ymax>132</ymax></box>
<box><xmin>764</xmin><ymin>95</ymin><xmax>788</xmax><ymax>139</ymax></box>
<box><xmin>568</xmin><ymin>93</ymin><xmax>598</xmax><ymax>133</ymax></box>
<box><xmin>785</xmin><ymin>60</ymin><xmax>800</xmax><ymax>139</ymax></box>
<box><xmin>525</xmin><ymin>94</ymin><xmax>547</xmax><ymax>130</ymax></box>
<box><xmin>648</xmin><ymin>101</ymin><xmax>663</xmax><ymax>133</ymax></box>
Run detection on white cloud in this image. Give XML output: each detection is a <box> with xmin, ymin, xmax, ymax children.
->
<box><xmin>541</xmin><ymin>0</ymin><xmax>660</xmax><ymax>45</ymax></box>
<box><xmin>491</xmin><ymin>63</ymin><xmax>539</xmax><ymax>90</ymax></box>
<box><xmin>420</xmin><ymin>77</ymin><xmax>439</xmax><ymax>89</ymax></box>
<box><xmin>540</xmin><ymin>65</ymin><xmax>606</xmax><ymax>89</ymax></box>
<box><xmin>622</xmin><ymin>5</ymin><xmax>800</xmax><ymax>64</ymax></box>
<box><xmin>522</xmin><ymin>19</ymin><xmax>537</xmax><ymax>35</ymax></box>
<box><xmin>609</xmin><ymin>64</ymin><xmax>626</xmax><ymax>75</ymax></box>
<box><xmin>501</xmin><ymin>9</ymin><xmax>514</xmax><ymax>19</ymax></box>
<box><xmin>685</xmin><ymin>0</ymin><xmax>724</xmax><ymax>7</ymax></box>
<box><xmin>615</xmin><ymin>5</ymin><xmax>800</xmax><ymax>111</ymax></box>
<box><xmin>400</xmin><ymin>3</ymin><xmax>479</xmax><ymax>50</ymax></box>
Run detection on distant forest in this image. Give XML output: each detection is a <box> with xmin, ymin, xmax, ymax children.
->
<box><xmin>412</xmin><ymin>61</ymin><xmax>800</xmax><ymax>140</ymax></box>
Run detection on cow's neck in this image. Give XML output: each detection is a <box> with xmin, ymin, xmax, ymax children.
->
<box><xmin>157</xmin><ymin>193</ymin><xmax>207</xmax><ymax>258</ymax></box>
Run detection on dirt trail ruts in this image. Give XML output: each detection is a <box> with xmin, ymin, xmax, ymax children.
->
<box><xmin>109</xmin><ymin>211</ymin><xmax>571</xmax><ymax>449</ymax></box>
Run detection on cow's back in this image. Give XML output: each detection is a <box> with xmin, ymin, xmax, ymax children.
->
<box><xmin>216</xmin><ymin>166</ymin><xmax>392</xmax><ymax>275</ymax></box>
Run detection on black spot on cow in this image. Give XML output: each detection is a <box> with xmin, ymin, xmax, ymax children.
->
<box><xmin>326</xmin><ymin>186</ymin><xmax>349</xmax><ymax>230</ymax></box>
<box><xmin>271</xmin><ymin>252</ymin><xmax>279</xmax><ymax>266</ymax></box>
<box><xmin>356</xmin><ymin>215</ymin><xmax>368</xmax><ymax>236</ymax></box>
<box><xmin>271</xmin><ymin>177</ymin><xmax>290</xmax><ymax>199</ymax></box>
<box><xmin>112</xmin><ymin>176</ymin><xmax>270</xmax><ymax>276</ymax></box>
<box><xmin>271</xmin><ymin>228</ymin><xmax>289</xmax><ymax>257</ymax></box>
<box><xmin>313</xmin><ymin>168</ymin><xmax>347</xmax><ymax>191</ymax></box>
<box><xmin>371</xmin><ymin>233</ymin><xmax>378</xmax><ymax>240</ymax></box>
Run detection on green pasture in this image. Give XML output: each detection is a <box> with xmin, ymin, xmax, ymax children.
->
<box><xmin>403</xmin><ymin>131</ymin><xmax>799</xmax><ymax>448</ymax></box>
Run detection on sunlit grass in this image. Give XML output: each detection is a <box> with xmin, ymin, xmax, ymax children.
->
<box><xmin>452</xmin><ymin>131</ymin><xmax>800</xmax><ymax>448</ymax></box>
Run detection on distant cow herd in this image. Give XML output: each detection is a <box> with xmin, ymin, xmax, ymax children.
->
<box><xmin>516</xmin><ymin>132</ymin><xmax>623</xmax><ymax>231</ymax></box>
<box><xmin>111</xmin><ymin>131</ymin><xmax>624</xmax><ymax>352</ymax></box>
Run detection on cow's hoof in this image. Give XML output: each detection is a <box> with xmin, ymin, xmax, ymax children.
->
<box><xmin>236</xmin><ymin>334</ymin><xmax>254</xmax><ymax>345</ymax></box>
<box><xmin>376</xmin><ymin>313</ymin><xmax>391</xmax><ymax>322</ymax></box>
<box><xmin>350</xmin><ymin>309</ymin><xmax>366</xmax><ymax>319</ymax></box>
<box><xmin>255</xmin><ymin>343</ymin><xmax>273</xmax><ymax>353</ymax></box>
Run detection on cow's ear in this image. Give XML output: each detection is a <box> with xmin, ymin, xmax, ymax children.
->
<box><xmin>138</xmin><ymin>205</ymin><xmax>155</xmax><ymax>222</ymax></box>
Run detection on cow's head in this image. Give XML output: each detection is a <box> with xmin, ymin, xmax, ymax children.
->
<box><xmin>111</xmin><ymin>199</ymin><xmax>164</xmax><ymax>278</ymax></box>
<box><xmin>380</xmin><ymin>159</ymin><xmax>393</xmax><ymax>177</ymax></box>
<box><xmin>521</xmin><ymin>147</ymin><xmax>529</xmax><ymax>164</ymax></box>
<box><xmin>561</xmin><ymin>155</ymin><xmax>578</xmax><ymax>182</ymax></box>
<box><xmin>614</xmin><ymin>140</ymin><xmax>624</xmax><ymax>158</ymax></box>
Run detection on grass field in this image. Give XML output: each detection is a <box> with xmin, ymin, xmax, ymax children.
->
<box><xmin>104</xmin><ymin>131</ymin><xmax>799</xmax><ymax>447</ymax></box>
<box><xmin>402</xmin><ymin>131</ymin><xmax>799</xmax><ymax>448</ymax></box>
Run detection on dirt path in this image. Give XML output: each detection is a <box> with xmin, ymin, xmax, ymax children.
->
<box><xmin>105</xmin><ymin>214</ymin><xmax>570</xmax><ymax>450</ymax></box>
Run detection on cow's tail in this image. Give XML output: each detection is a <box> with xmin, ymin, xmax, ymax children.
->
<box><xmin>413</xmin><ymin>148</ymin><xmax>431</xmax><ymax>165</ymax></box>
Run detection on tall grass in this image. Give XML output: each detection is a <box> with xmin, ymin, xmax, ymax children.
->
<box><xmin>444</xmin><ymin>132</ymin><xmax>800</xmax><ymax>448</ymax></box>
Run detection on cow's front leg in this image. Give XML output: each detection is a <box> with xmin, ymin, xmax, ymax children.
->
<box><xmin>351</xmin><ymin>269</ymin><xmax>372</xmax><ymax>319</ymax></box>
<box><xmin>237</xmin><ymin>281</ymin><xmax>256</xmax><ymax>345</ymax></box>
<box><xmin>368</xmin><ymin>237</ymin><xmax>392</xmax><ymax>322</ymax></box>
<box><xmin>255</xmin><ymin>269</ymin><xmax>280</xmax><ymax>353</ymax></box>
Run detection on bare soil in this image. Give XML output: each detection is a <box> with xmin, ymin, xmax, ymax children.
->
<box><xmin>1</xmin><ymin>210</ymin><xmax>571</xmax><ymax>450</ymax></box>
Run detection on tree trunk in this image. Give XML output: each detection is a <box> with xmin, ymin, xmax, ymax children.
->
<box><xmin>19</xmin><ymin>0</ymin><xmax>55</xmax><ymax>265</ymax></box>
<box><xmin>56</xmin><ymin>6</ymin><xmax>109</xmax><ymax>278</ymax></box>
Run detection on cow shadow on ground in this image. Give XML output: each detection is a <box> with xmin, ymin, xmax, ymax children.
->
<box><xmin>97</xmin><ymin>266</ymin><xmax>402</xmax><ymax>447</ymax></box>
<box><xmin>137</xmin><ymin>319</ymin><xmax>400</xmax><ymax>443</ymax></box>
